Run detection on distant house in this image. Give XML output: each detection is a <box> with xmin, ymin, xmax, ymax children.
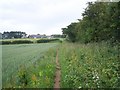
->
<box><xmin>28</xmin><ymin>34</ymin><xmax>47</xmax><ymax>39</ymax></box>
<box><xmin>28</xmin><ymin>34</ymin><xmax>41</xmax><ymax>39</ymax></box>
<box><xmin>47</xmin><ymin>35</ymin><xmax>54</xmax><ymax>39</ymax></box>
<box><xmin>52</xmin><ymin>34</ymin><xmax>66</xmax><ymax>38</ymax></box>
<box><xmin>40</xmin><ymin>34</ymin><xmax>47</xmax><ymax>38</ymax></box>
<box><xmin>2</xmin><ymin>31</ymin><xmax>27</xmax><ymax>39</ymax></box>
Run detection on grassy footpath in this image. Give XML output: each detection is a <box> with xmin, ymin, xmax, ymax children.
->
<box><xmin>58</xmin><ymin>42</ymin><xmax>119</xmax><ymax>88</ymax></box>
<box><xmin>2</xmin><ymin>43</ymin><xmax>58</xmax><ymax>88</ymax></box>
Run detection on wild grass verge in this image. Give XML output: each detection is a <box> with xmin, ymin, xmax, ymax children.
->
<box><xmin>59</xmin><ymin>42</ymin><xmax>119</xmax><ymax>88</ymax></box>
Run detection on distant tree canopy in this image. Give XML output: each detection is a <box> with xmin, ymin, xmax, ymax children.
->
<box><xmin>2</xmin><ymin>31</ymin><xmax>27</xmax><ymax>39</ymax></box>
<box><xmin>62</xmin><ymin>2</ymin><xmax>120</xmax><ymax>43</ymax></box>
<box><xmin>51</xmin><ymin>34</ymin><xmax>66</xmax><ymax>38</ymax></box>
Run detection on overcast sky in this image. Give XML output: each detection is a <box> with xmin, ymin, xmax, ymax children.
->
<box><xmin>0</xmin><ymin>0</ymin><xmax>96</xmax><ymax>35</ymax></box>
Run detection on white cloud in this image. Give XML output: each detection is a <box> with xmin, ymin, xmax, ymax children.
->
<box><xmin>0</xmin><ymin>0</ymin><xmax>96</xmax><ymax>35</ymax></box>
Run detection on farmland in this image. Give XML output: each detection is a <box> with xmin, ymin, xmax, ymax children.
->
<box><xmin>1</xmin><ymin>1</ymin><xmax>120</xmax><ymax>89</ymax></box>
<box><xmin>2</xmin><ymin>43</ymin><xmax>59</xmax><ymax>88</ymax></box>
<box><xmin>2</xmin><ymin>40</ymin><xmax>120</xmax><ymax>88</ymax></box>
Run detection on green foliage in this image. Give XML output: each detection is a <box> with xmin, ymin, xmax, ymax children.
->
<box><xmin>62</xmin><ymin>23</ymin><xmax>78</xmax><ymax>42</ymax></box>
<box><xmin>51</xmin><ymin>34</ymin><xmax>66</xmax><ymax>38</ymax></box>
<box><xmin>2</xmin><ymin>31</ymin><xmax>26</xmax><ymax>39</ymax></box>
<box><xmin>1</xmin><ymin>38</ymin><xmax>62</xmax><ymax>45</ymax></box>
<box><xmin>1</xmin><ymin>41</ymin><xmax>12</xmax><ymax>45</ymax></box>
<box><xmin>37</xmin><ymin>39</ymin><xmax>60</xmax><ymax>43</ymax></box>
<box><xmin>1</xmin><ymin>40</ymin><xmax>33</xmax><ymax>45</ymax></box>
<box><xmin>12</xmin><ymin>40</ymin><xmax>33</xmax><ymax>44</ymax></box>
<box><xmin>17</xmin><ymin>65</ymin><xmax>28</xmax><ymax>87</ymax></box>
<box><xmin>59</xmin><ymin>42</ymin><xmax>119</xmax><ymax>88</ymax></box>
<box><xmin>62</xmin><ymin>2</ymin><xmax>120</xmax><ymax>43</ymax></box>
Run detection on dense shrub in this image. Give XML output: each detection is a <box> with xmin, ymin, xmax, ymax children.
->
<box><xmin>12</xmin><ymin>40</ymin><xmax>33</xmax><ymax>44</ymax></box>
<box><xmin>1</xmin><ymin>41</ymin><xmax>12</xmax><ymax>45</ymax></box>
<box><xmin>1</xmin><ymin>40</ymin><xmax>33</xmax><ymax>45</ymax></box>
<box><xmin>37</xmin><ymin>39</ymin><xmax>60</xmax><ymax>43</ymax></box>
<box><xmin>1</xmin><ymin>39</ymin><xmax>60</xmax><ymax>45</ymax></box>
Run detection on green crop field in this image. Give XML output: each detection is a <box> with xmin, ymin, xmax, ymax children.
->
<box><xmin>2</xmin><ymin>43</ymin><xmax>58</xmax><ymax>88</ymax></box>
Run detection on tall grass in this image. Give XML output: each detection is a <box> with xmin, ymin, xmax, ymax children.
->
<box><xmin>59</xmin><ymin>42</ymin><xmax>119</xmax><ymax>88</ymax></box>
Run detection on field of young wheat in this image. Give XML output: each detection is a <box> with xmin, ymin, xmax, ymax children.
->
<box><xmin>2</xmin><ymin>43</ymin><xmax>58</xmax><ymax>88</ymax></box>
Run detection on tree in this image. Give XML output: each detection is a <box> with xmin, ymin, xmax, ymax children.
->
<box><xmin>62</xmin><ymin>22</ymin><xmax>78</xmax><ymax>42</ymax></box>
<box><xmin>62</xmin><ymin>2</ymin><xmax>120</xmax><ymax>43</ymax></box>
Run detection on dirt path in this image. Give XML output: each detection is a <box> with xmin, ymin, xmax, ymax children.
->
<box><xmin>54</xmin><ymin>49</ymin><xmax>61</xmax><ymax>89</ymax></box>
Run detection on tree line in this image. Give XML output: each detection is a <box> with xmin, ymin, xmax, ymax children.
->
<box><xmin>62</xmin><ymin>2</ymin><xmax>120</xmax><ymax>43</ymax></box>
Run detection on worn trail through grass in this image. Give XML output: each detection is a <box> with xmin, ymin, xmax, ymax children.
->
<box><xmin>54</xmin><ymin>49</ymin><xmax>61</xmax><ymax>89</ymax></box>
